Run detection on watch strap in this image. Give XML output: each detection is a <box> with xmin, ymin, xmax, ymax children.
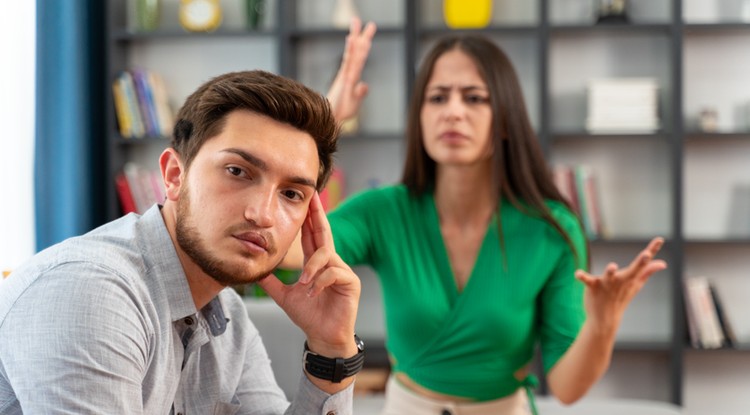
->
<box><xmin>303</xmin><ymin>338</ymin><xmax>365</xmax><ymax>383</ymax></box>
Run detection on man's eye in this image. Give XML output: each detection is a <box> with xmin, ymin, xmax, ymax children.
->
<box><xmin>282</xmin><ymin>189</ymin><xmax>303</xmax><ymax>201</ymax></box>
<box><xmin>227</xmin><ymin>166</ymin><xmax>245</xmax><ymax>177</ymax></box>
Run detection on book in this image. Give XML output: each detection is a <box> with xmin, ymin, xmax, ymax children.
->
<box><xmin>684</xmin><ymin>276</ymin><xmax>725</xmax><ymax>349</ymax></box>
<box><xmin>581</xmin><ymin>166</ymin><xmax>607</xmax><ymax>238</ymax></box>
<box><xmin>148</xmin><ymin>71</ymin><xmax>174</xmax><ymax>138</ymax></box>
<box><xmin>114</xmin><ymin>172</ymin><xmax>137</xmax><ymax>214</ymax></box>
<box><xmin>131</xmin><ymin>68</ymin><xmax>160</xmax><ymax>136</ymax></box>
<box><xmin>709</xmin><ymin>283</ymin><xmax>737</xmax><ymax>348</ymax></box>
<box><xmin>576</xmin><ymin>165</ymin><xmax>600</xmax><ymax>237</ymax></box>
<box><xmin>119</xmin><ymin>72</ymin><xmax>146</xmax><ymax>138</ymax></box>
<box><xmin>552</xmin><ymin>164</ymin><xmax>608</xmax><ymax>239</ymax></box>
<box><xmin>553</xmin><ymin>165</ymin><xmax>578</xmax><ymax>213</ymax></box>
<box><xmin>123</xmin><ymin>162</ymin><xmax>153</xmax><ymax>214</ymax></box>
<box><xmin>147</xmin><ymin>169</ymin><xmax>166</xmax><ymax>205</ymax></box>
<box><xmin>586</xmin><ymin>77</ymin><xmax>660</xmax><ymax>133</ymax></box>
<box><xmin>112</xmin><ymin>78</ymin><xmax>133</xmax><ymax>138</ymax></box>
<box><xmin>572</xmin><ymin>165</ymin><xmax>606</xmax><ymax>238</ymax></box>
<box><xmin>682</xmin><ymin>278</ymin><xmax>701</xmax><ymax>348</ymax></box>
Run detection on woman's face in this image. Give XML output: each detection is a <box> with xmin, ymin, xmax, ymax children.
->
<box><xmin>420</xmin><ymin>48</ymin><xmax>494</xmax><ymax>168</ymax></box>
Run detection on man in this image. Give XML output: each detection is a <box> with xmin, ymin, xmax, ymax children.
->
<box><xmin>0</xmin><ymin>70</ymin><xmax>363</xmax><ymax>414</ymax></box>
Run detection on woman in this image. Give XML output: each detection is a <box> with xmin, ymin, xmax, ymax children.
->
<box><xmin>299</xmin><ymin>19</ymin><xmax>667</xmax><ymax>415</ymax></box>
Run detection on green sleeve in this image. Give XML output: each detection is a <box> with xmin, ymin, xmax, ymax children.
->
<box><xmin>539</xmin><ymin>205</ymin><xmax>588</xmax><ymax>373</ymax></box>
<box><xmin>327</xmin><ymin>188</ymin><xmax>383</xmax><ymax>267</ymax></box>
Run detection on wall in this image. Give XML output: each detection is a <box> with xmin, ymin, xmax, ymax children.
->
<box><xmin>0</xmin><ymin>2</ymin><xmax>36</xmax><ymax>277</ymax></box>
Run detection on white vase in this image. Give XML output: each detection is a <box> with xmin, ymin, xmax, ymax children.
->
<box><xmin>332</xmin><ymin>0</ymin><xmax>358</xmax><ymax>29</ymax></box>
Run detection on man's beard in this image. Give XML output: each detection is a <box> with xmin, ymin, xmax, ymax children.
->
<box><xmin>174</xmin><ymin>187</ymin><xmax>279</xmax><ymax>286</ymax></box>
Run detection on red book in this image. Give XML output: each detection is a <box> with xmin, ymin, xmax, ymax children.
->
<box><xmin>115</xmin><ymin>172</ymin><xmax>137</xmax><ymax>214</ymax></box>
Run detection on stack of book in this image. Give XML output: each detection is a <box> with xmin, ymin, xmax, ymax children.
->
<box><xmin>115</xmin><ymin>162</ymin><xmax>166</xmax><ymax>215</ymax></box>
<box><xmin>112</xmin><ymin>69</ymin><xmax>174</xmax><ymax>139</ymax></box>
<box><xmin>552</xmin><ymin>164</ymin><xmax>607</xmax><ymax>239</ymax></box>
<box><xmin>683</xmin><ymin>276</ymin><xmax>737</xmax><ymax>349</ymax></box>
<box><xmin>586</xmin><ymin>77</ymin><xmax>660</xmax><ymax>134</ymax></box>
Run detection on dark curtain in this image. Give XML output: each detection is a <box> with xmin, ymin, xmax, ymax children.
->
<box><xmin>35</xmin><ymin>0</ymin><xmax>106</xmax><ymax>251</ymax></box>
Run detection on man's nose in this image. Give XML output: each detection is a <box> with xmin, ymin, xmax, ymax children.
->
<box><xmin>244</xmin><ymin>189</ymin><xmax>275</xmax><ymax>227</ymax></box>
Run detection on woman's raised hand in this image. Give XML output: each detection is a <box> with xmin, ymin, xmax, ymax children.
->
<box><xmin>326</xmin><ymin>17</ymin><xmax>377</xmax><ymax>124</ymax></box>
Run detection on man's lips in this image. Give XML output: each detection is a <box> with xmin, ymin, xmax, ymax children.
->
<box><xmin>235</xmin><ymin>232</ymin><xmax>270</xmax><ymax>253</ymax></box>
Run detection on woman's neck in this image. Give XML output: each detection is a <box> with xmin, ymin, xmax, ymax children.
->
<box><xmin>434</xmin><ymin>164</ymin><xmax>497</xmax><ymax>227</ymax></box>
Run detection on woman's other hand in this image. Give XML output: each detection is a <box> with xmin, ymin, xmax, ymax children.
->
<box><xmin>575</xmin><ymin>237</ymin><xmax>668</xmax><ymax>331</ymax></box>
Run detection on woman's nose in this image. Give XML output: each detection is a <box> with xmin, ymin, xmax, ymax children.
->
<box><xmin>443</xmin><ymin>93</ymin><xmax>465</xmax><ymax>120</ymax></box>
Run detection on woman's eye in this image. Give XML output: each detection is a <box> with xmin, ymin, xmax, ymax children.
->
<box><xmin>427</xmin><ymin>94</ymin><xmax>446</xmax><ymax>104</ymax></box>
<box><xmin>466</xmin><ymin>95</ymin><xmax>489</xmax><ymax>104</ymax></box>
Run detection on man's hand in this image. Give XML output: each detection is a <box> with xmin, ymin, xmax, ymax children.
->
<box><xmin>258</xmin><ymin>192</ymin><xmax>360</xmax><ymax>365</ymax></box>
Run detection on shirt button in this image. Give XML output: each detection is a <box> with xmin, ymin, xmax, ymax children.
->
<box><xmin>184</xmin><ymin>317</ymin><xmax>194</xmax><ymax>325</ymax></box>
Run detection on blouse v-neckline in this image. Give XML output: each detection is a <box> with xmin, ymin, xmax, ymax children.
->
<box><xmin>424</xmin><ymin>192</ymin><xmax>498</xmax><ymax>297</ymax></box>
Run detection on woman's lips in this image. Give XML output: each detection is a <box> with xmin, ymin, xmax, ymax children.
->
<box><xmin>439</xmin><ymin>131</ymin><xmax>468</xmax><ymax>143</ymax></box>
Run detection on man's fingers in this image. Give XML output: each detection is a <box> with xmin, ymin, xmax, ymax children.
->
<box><xmin>305</xmin><ymin>265</ymin><xmax>359</xmax><ymax>298</ymax></box>
<box><xmin>308</xmin><ymin>192</ymin><xmax>335</xmax><ymax>251</ymax></box>
<box><xmin>256</xmin><ymin>274</ymin><xmax>285</xmax><ymax>303</ymax></box>
<box><xmin>300</xmin><ymin>212</ymin><xmax>316</xmax><ymax>260</ymax></box>
<box><xmin>299</xmin><ymin>245</ymin><xmax>331</xmax><ymax>284</ymax></box>
<box><xmin>300</xmin><ymin>192</ymin><xmax>334</xmax><ymax>259</ymax></box>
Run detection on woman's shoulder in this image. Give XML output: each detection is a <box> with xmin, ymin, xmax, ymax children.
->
<box><xmin>545</xmin><ymin>200</ymin><xmax>579</xmax><ymax>226</ymax></box>
<box><xmin>544</xmin><ymin>199</ymin><xmax>587</xmax><ymax>246</ymax></box>
<box><xmin>336</xmin><ymin>183</ymin><xmax>412</xmax><ymax>208</ymax></box>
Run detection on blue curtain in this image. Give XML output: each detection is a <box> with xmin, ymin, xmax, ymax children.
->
<box><xmin>35</xmin><ymin>0</ymin><xmax>105</xmax><ymax>251</ymax></box>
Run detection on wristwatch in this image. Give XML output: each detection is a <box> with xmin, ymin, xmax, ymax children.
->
<box><xmin>303</xmin><ymin>335</ymin><xmax>365</xmax><ymax>383</ymax></box>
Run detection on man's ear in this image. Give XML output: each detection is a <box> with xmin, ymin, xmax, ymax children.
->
<box><xmin>160</xmin><ymin>148</ymin><xmax>184</xmax><ymax>201</ymax></box>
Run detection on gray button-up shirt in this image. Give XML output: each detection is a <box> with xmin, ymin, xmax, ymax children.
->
<box><xmin>0</xmin><ymin>205</ymin><xmax>352</xmax><ymax>414</ymax></box>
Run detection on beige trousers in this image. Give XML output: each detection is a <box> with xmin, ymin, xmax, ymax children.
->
<box><xmin>379</xmin><ymin>376</ymin><xmax>533</xmax><ymax>415</ymax></box>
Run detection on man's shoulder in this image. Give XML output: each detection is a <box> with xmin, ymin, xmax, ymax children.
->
<box><xmin>0</xmin><ymin>213</ymin><xmax>158</xmax><ymax>321</ymax></box>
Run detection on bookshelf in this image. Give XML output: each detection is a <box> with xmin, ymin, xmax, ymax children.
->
<box><xmin>102</xmin><ymin>0</ymin><xmax>750</xmax><ymax>412</ymax></box>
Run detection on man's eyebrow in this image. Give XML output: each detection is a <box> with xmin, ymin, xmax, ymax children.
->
<box><xmin>221</xmin><ymin>148</ymin><xmax>317</xmax><ymax>189</ymax></box>
<box><xmin>223</xmin><ymin>148</ymin><xmax>267</xmax><ymax>171</ymax></box>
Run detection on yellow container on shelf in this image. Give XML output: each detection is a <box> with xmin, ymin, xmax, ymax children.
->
<box><xmin>443</xmin><ymin>0</ymin><xmax>492</xmax><ymax>29</ymax></box>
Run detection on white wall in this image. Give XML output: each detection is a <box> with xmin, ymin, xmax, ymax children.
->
<box><xmin>0</xmin><ymin>1</ymin><xmax>36</xmax><ymax>279</ymax></box>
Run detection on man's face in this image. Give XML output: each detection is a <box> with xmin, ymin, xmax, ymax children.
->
<box><xmin>174</xmin><ymin>110</ymin><xmax>320</xmax><ymax>286</ymax></box>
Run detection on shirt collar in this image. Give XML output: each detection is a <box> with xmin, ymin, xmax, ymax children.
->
<box><xmin>137</xmin><ymin>205</ymin><xmax>198</xmax><ymax>322</ymax></box>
